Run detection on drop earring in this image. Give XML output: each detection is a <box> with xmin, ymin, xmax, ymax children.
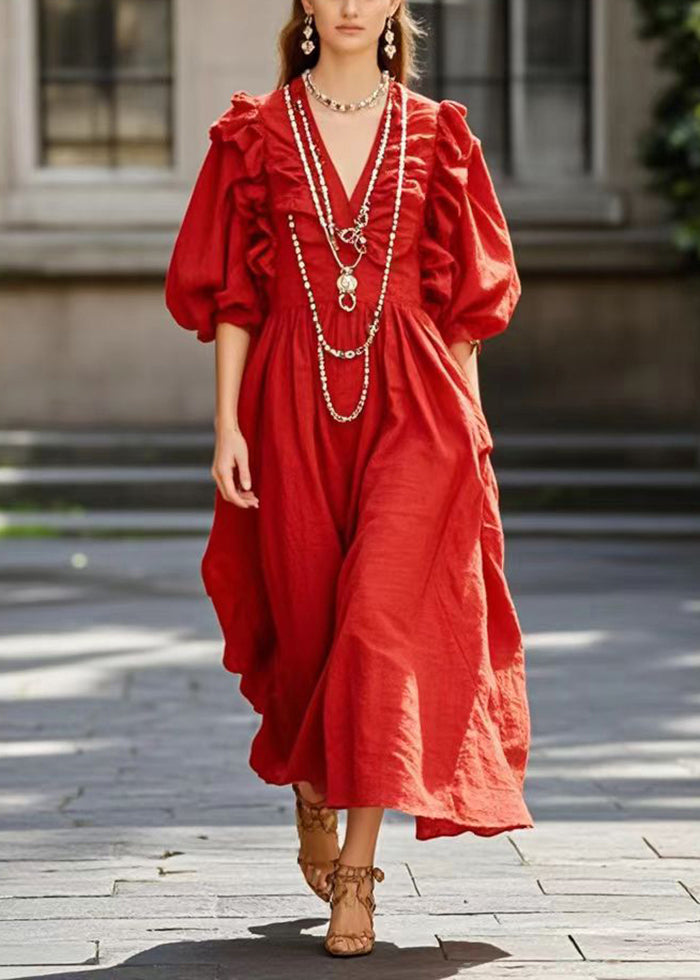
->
<box><xmin>383</xmin><ymin>15</ymin><xmax>396</xmax><ymax>59</ymax></box>
<box><xmin>301</xmin><ymin>13</ymin><xmax>316</xmax><ymax>55</ymax></box>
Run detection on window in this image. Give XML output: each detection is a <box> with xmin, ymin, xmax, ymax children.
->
<box><xmin>36</xmin><ymin>0</ymin><xmax>174</xmax><ymax>168</ymax></box>
<box><xmin>414</xmin><ymin>0</ymin><xmax>592</xmax><ymax>181</ymax></box>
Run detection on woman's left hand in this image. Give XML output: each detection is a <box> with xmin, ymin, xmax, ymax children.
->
<box><xmin>449</xmin><ymin>340</ymin><xmax>482</xmax><ymax>408</ymax></box>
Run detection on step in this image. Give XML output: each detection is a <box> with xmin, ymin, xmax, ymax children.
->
<box><xmin>2</xmin><ymin>465</ymin><xmax>698</xmax><ymax>487</ymax></box>
<box><xmin>0</xmin><ymin>464</ymin><xmax>696</xmax><ymax>513</ymax></box>
<box><xmin>0</xmin><ymin>430</ymin><xmax>213</xmax><ymax>467</ymax></box>
<box><xmin>1</xmin><ymin>429</ymin><xmax>698</xmax><ymax>469</ymax></box>
<box><xmin>494</xmin><ymin>432</ymin><xmax>700</xmax><ymax>470</ymax></box>
<box><xmin>0</xmin><ymin>509</ymin><xmax>211</xmax><ymax>535</ymax></box>
<box><xmin>2</xmin><ymin>509</ymin><xmax>699</xmax><ymax>538</ymax></box>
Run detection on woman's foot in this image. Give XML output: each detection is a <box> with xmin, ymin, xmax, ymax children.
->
<box><xmin>293</xmin><ymin>781</ymin><xmax>340</xmax><ymax>902</ymax></box>
<box><xmin>324</xmin><ymin>862</ymin><xmax>385</xmax><ymax>957</ymax></box>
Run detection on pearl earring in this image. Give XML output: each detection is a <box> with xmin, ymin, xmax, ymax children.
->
<box><xmin>301</xmin><ymin>13</ymin><xmax>316</xmax><ymax>55</ymax></box>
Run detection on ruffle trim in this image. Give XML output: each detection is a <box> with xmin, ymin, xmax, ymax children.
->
<box><xmin>264</xmin><ymin>78</ymin><xmax>435</xmax><ymax>264</ymax></box>
<box><xmin>358</xmin><ymin>86</ymin><xmax>435</xmax><ymax>264</ymax></box>
<box><xmin>209</xmin><ymin>91</ymin><xmax>276</xmax><ymax>288</ymax></box>
<box><xmin>418</xmin><ymin>98</ymin><xmax>476</xmax><ymax>331</ymax></box>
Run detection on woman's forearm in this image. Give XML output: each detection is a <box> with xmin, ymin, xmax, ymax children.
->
<box><xmin>214</xmin><ymin>322</ymin><xmax>251</xmax><ymax>431</ymax></box>
<box><xmin>449</xmin><ymin>340</ymin><xmax>482</xmax><ymax>408</ymax></box>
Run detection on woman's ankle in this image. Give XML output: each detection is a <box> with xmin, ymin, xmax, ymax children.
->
<box><xmin>338</xmin><ymin>846</ymin><xmax>376</xmax><ymax>868</ymax></box>
<box><xmin>296</xmin><ymin>779</ymin><xmax>326</xmax><ymax>804</ymax></box>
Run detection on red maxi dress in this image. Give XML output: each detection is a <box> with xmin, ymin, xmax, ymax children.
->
<box><xmin>165</xmin><ymin>73</ymin><xmax>533</xmax><ymax>841</ymax></box>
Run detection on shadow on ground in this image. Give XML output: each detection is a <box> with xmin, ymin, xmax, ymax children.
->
<box><xmin>11</xmin><ymin>918</ymin><xmax>510</xmax><ymax>978</ymax></box>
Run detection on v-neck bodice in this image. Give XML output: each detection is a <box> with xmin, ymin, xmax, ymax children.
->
<box><xmin>259</xmin><ymin>71</ymin><xmax>429</xmax><ymax>315</ymax></box>
<box><xmin>168</xmin><ymin>78</ymin><xmax>522</xmax><ymax>349</ymax></box>
<box><xmin>293</xmin><ymin>72</ymin><xmax>396</xmax><ymax>221</ymax></box>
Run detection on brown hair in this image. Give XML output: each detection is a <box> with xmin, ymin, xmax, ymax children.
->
<box><xmin>276</xmin><ymin>1</ymin><xmax>426</xmax><ymax>89</ymax></box>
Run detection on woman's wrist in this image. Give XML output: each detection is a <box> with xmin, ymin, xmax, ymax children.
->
<box><xmin>215</xmin><ymin>414</ymin><xmax>240</xmax><ymax>434</ymax></box>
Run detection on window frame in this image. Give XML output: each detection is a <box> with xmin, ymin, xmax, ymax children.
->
<box><xmin>36</xmin><ymin>0</ymin><xmax>176</xmax><ymax>170</ymax></box>
<box><xmin>1</xmin><ymin>0</ymin><xmax>621</xmax><ymax>244</ymax></box>
<box><xmin>421</xmin><ymin>0</ymin><xmax>620</xmax><ymax>225</ymax></box>
<box><xmin>4</xmin><ymin>0</ymin><xmax>188</xmax><ymax>229</ymax></box>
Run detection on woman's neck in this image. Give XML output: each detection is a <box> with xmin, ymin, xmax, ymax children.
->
<box><xmin>307</xmin><ymin>54</ymin><xmax>384</xmax><ymax>105</ymax></box>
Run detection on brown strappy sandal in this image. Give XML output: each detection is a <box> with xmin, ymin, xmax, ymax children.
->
<box><xmin>323</xmin><ymin>862</ymin><xmax>385</xmax><ymax>957</ymax></box>
<box><xmin>292</xmin><ymin>782</ymin><xmax>340</xmax><ymax>903</ymax></box>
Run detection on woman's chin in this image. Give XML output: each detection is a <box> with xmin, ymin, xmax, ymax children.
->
<box><xmin>327</xmin><ymin>32</ymin><xmax>372</xmax><ymax>54</ymax></box>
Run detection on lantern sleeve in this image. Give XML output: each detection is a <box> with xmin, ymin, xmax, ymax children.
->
<box><xmin>419</xmin><ymin>98</ymin><xmax>521</xmax><ymax>347</ymax></box>
<box><xmin>164</xmin><ymin>91</ymin><xmax>275</xmax><ymax>343</ymax></box>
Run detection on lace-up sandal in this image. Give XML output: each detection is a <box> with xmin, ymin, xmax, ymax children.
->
<box><xmin>292</xmin><ymin>782</ymin><xmax>340</xmax><ymax>903</ymax></box>
<box><xmin>323</xmin><ymin>862</ymin><xmax>385</xmax><ymax>957</ymax></box>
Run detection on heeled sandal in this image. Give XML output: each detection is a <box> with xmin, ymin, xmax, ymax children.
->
<box><xmin>323</xmin><ymin>862</ymin><xmax>385</xmax><ymax>957</ymax></box>
<box><xmin>292</xmin><ymin>782</ymin><xmax>340</xmax><ymax>903</ymax></box>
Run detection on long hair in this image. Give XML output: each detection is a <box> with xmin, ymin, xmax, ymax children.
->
<box><xmin>276</xmin><ymin>1</ymin><xmax>426</xmax><ymax>89</ymax></box>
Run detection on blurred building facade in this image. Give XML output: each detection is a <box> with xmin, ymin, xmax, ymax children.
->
<box><xmin>0</xmin><ymin>0</ymin><xmax>697</xmax><ymax>430</ymax></box>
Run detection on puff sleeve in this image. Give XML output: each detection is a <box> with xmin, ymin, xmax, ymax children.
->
<box><xmin>420</xmin><ymin>99</ymin><xmax>521</xmax><ymax>348</ymax></box>
<box><xmin>164</xmin><ymin>92</ymin><xmax>275</xmax><ymax>343</ymax></box>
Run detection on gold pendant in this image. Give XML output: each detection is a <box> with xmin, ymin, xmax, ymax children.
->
<box><xmin>337</xmin><ymin>268</ymin><xmax>358</xmax><ymax>312</ymax></box>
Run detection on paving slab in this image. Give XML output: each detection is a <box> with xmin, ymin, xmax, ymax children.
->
<box><xmin>0</xmin><ymin>969</ymin><xmax>219</xmax><ymax>980</ymax></box>
<box><xmin>495</xmin><ymin>913</ymin><xmax>700</xmax><ymax>932</ymax></box>
<box><xmin>537</xmin><ymin>877</ymin><xmax>686</xmax><ymax>897</ymax></box>
<box><xmin>575</xmin><ymin>932</ymin><xmax>700</xmax><ymax>961</ymax></box>
<box><xmin>1</xmin><ymin>536</ymin><xmax>699</xmax><ymax>979</ymax></box>
<box><xmin>0</xmin><ymin>943</ymin><xmax>98</xmax><ymax>967</ymax></box>
<box><xmin>436</xmin><ymin>931</ymin><xmax>582</xmax><ymax>962</ymax></box>
<box><xmin>644</xmin><ymin>831</ymin><xmax>700</xmax><ymax>860</ymax></box>
<box><xmin>593</xmin><ymin>967</ymin><xmax>700</xmax><ymax>980</ymax></box>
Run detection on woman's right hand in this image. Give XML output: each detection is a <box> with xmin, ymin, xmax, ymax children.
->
<box><xmin>211</xmin><ymin>423</ymin><xmax>259</xmax><ymax>509</ymax></box>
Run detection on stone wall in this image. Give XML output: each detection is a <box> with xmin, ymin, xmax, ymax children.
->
<box><xmin>0</xmin><ymin>0</ymin><xmax>697</xmax><ymax>431</ymax></box>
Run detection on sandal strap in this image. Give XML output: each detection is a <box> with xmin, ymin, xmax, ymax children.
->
<box><xmin>328</xmin><ymin>863</ymin><xmax>384</xmax><ymax>917</ymax></box>
<box><xmin>293</xmin><ymin>784</ymin><xmax>338</xmax><ymax>834</ymax></box>
<box><xmin>297</xmin><ymin>855</ymin><xmax>339</xmax><ymax>873</ymax></box>
<box><xmin>326</xmin><ymin>930</ymin><xmax>375</xmax><ymax>942</ymax></box>
<box><xmin>331</xmin><ymin>862</ymin><xmax>385</xmax><ymax>883</ymax></box>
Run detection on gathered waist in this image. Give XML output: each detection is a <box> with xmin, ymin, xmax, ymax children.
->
<box><xmin>267</xmin><ymin>291</ymin><xmax>425</xmax><ymax>321</ymax></box>
<box><xmin>268</xmin><ymin>248</ymin><xmax>424</xmax><ymax>313</ymax></box>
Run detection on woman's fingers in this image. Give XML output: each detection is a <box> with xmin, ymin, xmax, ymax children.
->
<box><xmin>212</xmin><ymin>464</ymin><xmax>251</xmax><ymax>508</ymax></box>
<box><xmin>238</xmin><ymin>487</ymin><xmax>259</xmax><ymax>507</ymax></box>
<box><xmin>233</xmin><ymin>447</ymin><xmax>259</xmax><ymax>507</ymax></box>
<box><xmin>235</xmin><ymin>444</ymin><xmax>252</xmax><ymax>492</ymax></box>
<box><xmin>210</xmin><ymin>464</ymin><xmax>259</xmax><ymax>508</ymax></box>
<box><xmin>210</xmin><ymin>432</ymin><xmax>258</xmax><ymax>509</ymax></box>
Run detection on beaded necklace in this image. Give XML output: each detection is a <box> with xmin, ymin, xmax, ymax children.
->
<box><xmin>290</xmin><ymin>80</ymin><xmax>394</xmax><ymax>312</ymax></box>
<box><xmin>283</xmin><ymin>77</ymin><xmax>408</xmax><ymax>423</ymax></box>
<box><xmin>303</xmin><ymin>67</ymin><xmax>390</xmax><ymax>113</ymax></box>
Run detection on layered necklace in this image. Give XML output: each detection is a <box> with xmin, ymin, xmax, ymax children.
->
<box><xmin>297</xmin><ymin>68</ymin><xmax>394</xmax><ymax>313</ymax></box>
<box><xmin>283</xmin><ymin>73</ymin><xmax>408</xmax><ymax>423</ymax></box>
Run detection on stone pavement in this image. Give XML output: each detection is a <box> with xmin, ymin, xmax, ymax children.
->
<box><xmin>1</xmin><ymin>535</ymin><xmax>699</xmax><ymax>979</ymax></box>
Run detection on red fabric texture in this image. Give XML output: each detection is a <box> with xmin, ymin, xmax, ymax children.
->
<box><xmin>164</xmin><ymin>74</ymin><xmax>532</xmax><ymax>841</ymax></box>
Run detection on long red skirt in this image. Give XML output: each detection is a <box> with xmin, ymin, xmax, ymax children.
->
<box><xmin>201</xmin><ymin>297</ymin><xmax>532</xmax><ymax>841</ymax></box>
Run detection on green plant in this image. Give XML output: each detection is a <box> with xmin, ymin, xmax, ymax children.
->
<box><xmin>635</xmin><ymin>0</ymin><xmax>700</xmax><ymax>259</ymax></box>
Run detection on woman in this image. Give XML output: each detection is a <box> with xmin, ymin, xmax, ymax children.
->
<box><xmin>165</xmin><ymin>0</ymin><xmax>532</xmax><ymax>958</ymax></box>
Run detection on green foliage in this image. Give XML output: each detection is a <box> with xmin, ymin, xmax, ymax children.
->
<box><xmin>635</xmin><ymin>0</ymin><xmax>700</xmax><ymax>259</ymax></box>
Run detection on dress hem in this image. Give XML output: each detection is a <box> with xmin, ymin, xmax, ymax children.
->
<box><xmin>245</xmin><ymin>758</ymin><xmax>534</xmax><ymax>842</ymax></box>
<box><xmin>221</xmin><ymin>642</ymin><xmax>534</xmax><ymax>844</ymax></box>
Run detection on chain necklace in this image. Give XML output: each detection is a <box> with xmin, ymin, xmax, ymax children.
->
<box><xmin>303</xmin><ymin>67</ymin><xmax>390</xmax><ymax>112</ymax></box>
<box><xmin>289</xmin><ymin>82</ymin><xmax>394</xmax><ymax>311</ymax></box>
<box><xmin>283</xmin><ymin>80</ymin><xmax>408</xmax><ymax>423</ymax></box>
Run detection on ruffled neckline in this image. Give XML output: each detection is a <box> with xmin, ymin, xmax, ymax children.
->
<box><xmin>263</xmin><ymin>75</ymin><xmax>436</xmax><ymax>265</ymax></box>
<box><xmin>291</xmin><ymin>72</ymin><xmax>401</xmax><ymax>223</ymax></box>
<box><xmin>204</xmin><ymin>83</ymin><xmax>475</xmax><ymax>283</ymax></box>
